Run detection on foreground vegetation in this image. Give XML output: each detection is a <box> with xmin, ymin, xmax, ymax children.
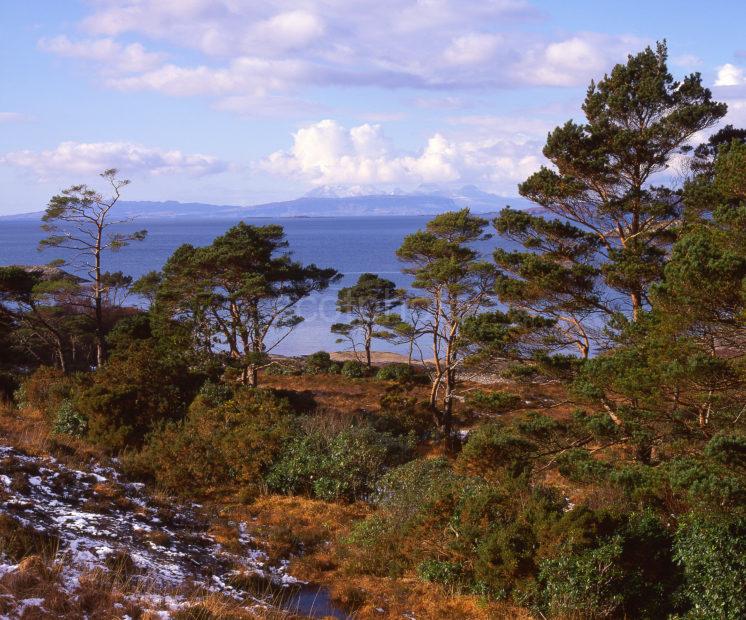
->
<box><xmin>1</xmin><ymin>43</ymin><xmax>745</xmax><ymax>618</ymax></box>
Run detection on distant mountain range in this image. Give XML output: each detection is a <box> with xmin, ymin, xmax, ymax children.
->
<box><xmin>1</xmin><ymin>185</ymin><xmax>535</xmax><ymax>220</ymax></box>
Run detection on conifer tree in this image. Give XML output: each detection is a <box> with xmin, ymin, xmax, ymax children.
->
<box><xmin>397</xmin><ymin>209</ymin><xmax>496</xmax><ymax>439</ymax></box>
<box><xmin>494</xmin><ymin>42</ymin><xmax>727</xmax><ymax>354</ymax></box>
<box><xmin>40</xmin><ymin>169</ymin><xmax>146</xmax><ymax>367</ymax></box>
<box><xmin>153</xmin><ymin>222</ymin><xmax>339</xmax><ymax>386</ymax></box>
<box><xmin>331</xmin><ymin>273</ymin><xmax>403</xmax><ymax>367</ymax></box>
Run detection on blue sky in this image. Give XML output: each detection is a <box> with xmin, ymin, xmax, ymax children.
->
<box><xmin>1</xmin><ymin>0</ymin><xmax>745</xmax><ymax>214</ymax></box>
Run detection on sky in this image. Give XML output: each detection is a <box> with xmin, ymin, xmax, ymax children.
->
<box><xmin>1</xmin><ymin>0</ymin><xmax>746</xmax><ymax>215</ymax></box>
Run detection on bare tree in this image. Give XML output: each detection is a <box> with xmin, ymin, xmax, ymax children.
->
<box><xmin>39</xmin><ymin>169</ymin><xmax>146</xmax><ymax>367</ymax></box>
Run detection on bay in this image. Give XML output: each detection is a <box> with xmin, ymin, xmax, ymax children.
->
<box><xmin>0</xmin><ymin>216</ymin><xmax>500</xmax><ymax>356</ymax></box>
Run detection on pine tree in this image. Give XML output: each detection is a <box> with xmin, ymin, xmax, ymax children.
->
<box><xmin>495</xmin><ymin>42</ymin><xmax>727</xmax><ymax>355</ymax></box>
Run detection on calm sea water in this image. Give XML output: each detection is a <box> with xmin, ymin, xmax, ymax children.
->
<box><xmin>0</xmin><ymin>216</ymin><xmax>500</xmax><ymax>356</ymax></box>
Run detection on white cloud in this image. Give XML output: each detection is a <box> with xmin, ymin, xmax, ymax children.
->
<box><xmin>443</xmin><ymin>34</ymin><xmax>501</xmax><ymax>66</ymax></box>
<box><xmin>38</xmin><ymin>0</ymin><xmax>641</xmax><ymax>113</ymax></box>
<box><xmin>0</xmin><ymin>112</ymin><xmax>29</xmax><ymax>123</ymax></box>
<box><xmin>1</xmin><ymin>142</ymin><xmax>229</xmax><ymax>179</ymax></box>
<box><xmin>672</xmin><ymin>53</ymin><xmax>703</xmax><ymax>68</ymax></box>
<box><xmin>260</xmin><ymin>119</ymin><xmax>542</xmax><ymax>192</ymax></box>
<box><xmin>39</xmin><ymin>35</ymin><xmax>165</xmax><ymax>74</ymax></box>
<box><xmin>111</xmin><ymin>56</ymin><xmax>309</xmax><ymax>98</ymax></box>
<box><xmin>520</xmin><ymin>35</ymin><xmax>639</xmax><ymax>87</ymax></box>
<box><xmin>250</xmin><ymin>10</ymin><xmax>325</xmax><ymax>53</ymax></box>
<box><xmin>716</xmin><ymin>63</ymin><xmax>745</xmax><ymax>86</ymax></box>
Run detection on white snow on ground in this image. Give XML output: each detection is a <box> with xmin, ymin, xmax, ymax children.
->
<box><xmin>0</xmin><ymin>443</ymin><xmax>313</xmax><ymax>618</ymax></box>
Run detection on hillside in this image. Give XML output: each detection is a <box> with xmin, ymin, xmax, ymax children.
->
<box><xmin>0</xmin><ymin>186</ymin><xmax>533</xmax><ymax>220</ymax></box>
<box><xmin>0</xmin><ymin>436</ymin><xmax>346</xmax><ymax>618</ymax></box>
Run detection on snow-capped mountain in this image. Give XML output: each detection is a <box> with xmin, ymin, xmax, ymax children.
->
<box><xmin>2</xmin><ymin>185</ymin><xmax>534</xmax><ymax>219</ymax></box>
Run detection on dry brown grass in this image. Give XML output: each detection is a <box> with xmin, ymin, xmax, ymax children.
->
<box><xmin>0</xmin><ymin>401</ymin><xmax>109</xmax><ymax>472</ymax></box>
<box><xmin>261</xmin><ymin>373</ymin><xmax>406</xmax><ymax>416</ymax></box>
<box><xmin>328</xmin><ymin>575</ymin><xmax>533</xmax><ymax>620</ymax></box>
<box><xmin>222</xmin><ymin>496</ymin><xmax>367</xmax><ymax>575</ymax></box>
<box><xmin>218</xmin><ymin>496</ymin><xmax>535</xmax><ymax>620</ymax></box>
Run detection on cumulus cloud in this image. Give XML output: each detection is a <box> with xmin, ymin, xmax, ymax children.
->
<box><xmin>38</xmin><ymin>0</ymin><xmax>640</xmax><ymax>113</ymax></box>
<box><xmin>716</xmin><ymin>63</ymin><xmax>746</xmax><ymax>86</ymax></box>
<box><xmin>260</xmin><ymin>119</ymin><xmax>542</xmax><ymax>193</ymax></box>
<box><xmin>1</xmin><ymin>142</ymin><xmax>229</xmax><ymax>180</ymax></box>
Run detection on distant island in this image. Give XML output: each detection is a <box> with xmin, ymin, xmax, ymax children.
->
<box><xmin>1</xmin><ymin>184</ymin><xmax>534</xmax><ymax>220</ymax></box>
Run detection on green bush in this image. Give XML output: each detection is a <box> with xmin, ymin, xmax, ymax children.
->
<box><xmin>130</xmin><ymin>388</ymin><xmax>296</xmax><ymax>495</ymax></box>
<box><xmin>674</xmin><ymin>514</ymin><xmax>746</xmax><ymax>619</ymax></box>
<box><xmin>539</xmin><ymin>538</ymin><xmax>628</xmax><ymax>618</ymax></box>
<box><xmin>417</xmin><ymin>559</ymin><xmax>464</xmax><ymax>590</ymax></box>
<box><xmin>375</xmin><ymin>387</ymin><xmax>434</xmax><ymax>437</ymax></box>
<box><xmin>266</xmin><ymin>422</ymin><xmax>412</xmax><ymax>501</ymax></box>
<box><xmin>52</xmin><ymin>398</ymin><xmax>88</xmax><ymax>437</ymax></box>
<box><xmin>77</xmin><ymin>340</ymin><xmax>204</xmax><ymax>452</ymax></box>
<box><xmin>197</xmin><ymin>380</ymin><xmax>233</xmax><ymax>407</ymax></box>
<box><xmin>465</xmin><ymin>389</ymin><xmax>521</xmax><ymax>414</ymax></box>
<box><xmin>303</xmin><ymin>351</ymin><xmax>334</xmax><ymax>375</ymax></box>
<box><xmin>341</xmin><ymin>360</ymin><xmax>369</xmax><ymax>378</ymax></box>
<box><xmin>344</xmin><ymin>457</ymin><xmax>569</xmax><ymax>596</ymax></box>
<box><xmin>458</xmin><ymin>422</ymin><xmax>536</xmax><ymax>478</ymax></box>
<box><xmin>556</xmin><ymin>449</ymin><xmax>612</xmax><ymax>484</ymax></box>
<box><xmin>375</xmin><ymin>363</ymin><xmax>420</xmax><ymax>383</ymax></box>
<box><xmin>538</xmin><ymin>510</ymin><xmax>682</xmax><ymax>619</ymax></box>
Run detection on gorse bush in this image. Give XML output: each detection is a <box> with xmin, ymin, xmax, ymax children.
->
<box><xmin>129</xmin><ymin>388</ymin><xmax>296</xmax><ymax>496</ymax></box>
<box><xmin>674</xmin><ymin>514</ymin><xmax>746</xmax><ymax>619</ymax></box>
<box><xmin>374</xmin><ymin>363</ymin><xmax>422</xmax><ymax>383</ymax></box>
<box><xmin>52</xmin><ymin>398</ymin><xmax>87</xmax><ymax>437</ymax></box>
<box><xmin>465</xmin><ymin>389</ymin><xmax>521</xmax><ymax>414</ymax></box>
<box><xmin>77</xmin><ymin>340</ymin><xmax>204</xmax><ymax>452</ymax></box>
<box><xmin>267</xmin><ymin>420</ymin><xmax>413</xmax><ymax>501</ymax></box>
<box><xmin>303</xmin><ymin>351</ymin><xmax>335</xmax><ymax>375</ymax></box>
<box><xmin>341</xmin><ymin>359</ymin><xmax>368</xmax><ymax>378</ymax></box>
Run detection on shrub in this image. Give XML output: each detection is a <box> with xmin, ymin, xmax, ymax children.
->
<box><xmin>303</xmin><ymin>351</ymin><xmax>333</xmax><ymax>375</ymax></box>
<box><xmin>375</xmin><ymin>387</ymin><xmax>434</xmax><ymax>437</ymax></box>
<box><xmin>417</xmin><ymin>559</ymin><xmax>464</xmax><ymax>591</ymax></box>
<box><xmin>465</xmin><ymin>389</ymin><xmax>521</xmax><ymax>414</ymax></box>
<box><xmin>15</xmin><ymin>366</ymin><xmax>78</xmax><ymax>417</ymax></box>
<box><xmin>344</xmin><ymin>457</ymin><xmax>568</xmax><ymax>597</ymax></box>
<box><xmin>458</xmin><ymin>422</ymin><xmax>536</xmax><ymax>479</ymax></box>
<box><xmin>674</xmin><ymin>514</ymin><xmax>746</xmax><ymax>619</ymax></box>
<box><xmin>539</xmin><ymin>538</ymin><xmax>628</xmax><ymax>618</ymax></box>
<box><xmin>504</xmin><ymin>364</ymin><xmax>537</xmax><ymax>381</ymax></box>
<box><xmin>556</xmin><ymin>449</ymin><xmax>612</xmax><ymax>484</ymax></box>
<box><xmin>196</xmin><ymin>380</ymin><xmax>233</xmax><ymax>407</ymax></box>
<box><xmin>77</xmin><ymin>340</ymin><xmax>204</xmax><ymax>452</ymax></box>
<box><xmin>343</xmin><ymin>458</ymin><xmax>462</xmax><ymax>576</ymax></box>
<box><xmin>341</xmin><ymin>360</ymin><xmax>368</xmax><ymax>378</ymax></box>
<box><xmin>52</xmin><ymin>398</ymin><xmax>88</xmax><ymax>437</ymax></box>
<box><xmin>264</xmin><ymin>360</ymin><xmax>301</xmax><ymax>376</ymax></box>
<box><xmin>266</xmin><ymin>421</ymin><xmax>412</xmax><ymax>501</ymax></box>
<box><xmin>131</xmin><ymin>388</ymin><xmax>296</xmax><ymax>496</ymax></box>
<box><xmin>375</xmin><ymin>363</ymin><xmax>419</xmax><ymax>383</ymax></box>
<box><xmin>538</xmin><ymin>510</ymin><xmax>682</xmax><ymax>618</ymax></box>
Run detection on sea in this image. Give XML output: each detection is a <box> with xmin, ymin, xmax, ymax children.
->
<box><xmin>0</xmin><ymin>216</ymin><xmax>501</xmax><ymax>356</ymax></box>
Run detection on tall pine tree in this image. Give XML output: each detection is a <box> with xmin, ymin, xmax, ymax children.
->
<box><xmin>494</xmin><ymin>42</ymin><xmax>726</xmax><ymax>355</ymax></box>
